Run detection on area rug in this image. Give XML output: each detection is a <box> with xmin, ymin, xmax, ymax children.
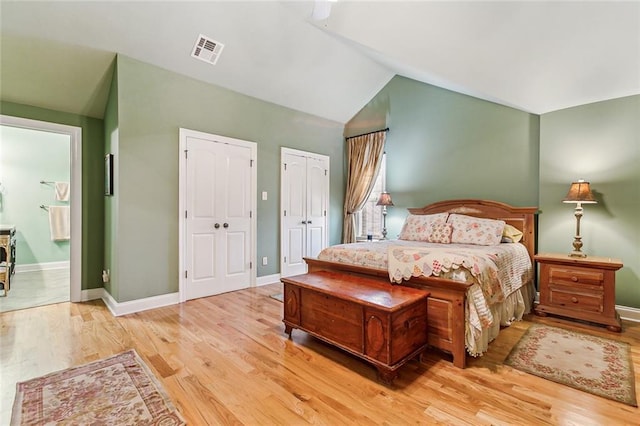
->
<box><xmin>269</xmin><ymin>293</ymin><xmax>283</xmax><ymax>302</ymax></box>
<box><xmin>11</xmin><ymin>349</ymin><xmax>185</xmax><ymax>425</ymax></box>
<box><xmin>505</xmin><ymin>324</ymin><xmax>637</xmax><ymax>406</ymax></box>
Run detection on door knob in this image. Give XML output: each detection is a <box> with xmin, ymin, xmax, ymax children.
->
<box><xmin>223</xmin><ymin>223</ymin><xmax>229</xmax><ymax>228</ymax></box>
<box><xmin>301</xmin><ymin>221</ymin><xmax>307</xmax><ymax>224</ymax></box>
<box><xmin>214</xmin><ymin>223</ymin><xmax>220</xmax><ymax>229</ymax></box>
<box><xmin>307</xmin><ymin>220</ymin><xmax>312</xmax><ymax>224</ymax></box>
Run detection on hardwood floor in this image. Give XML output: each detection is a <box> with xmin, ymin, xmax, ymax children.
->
<box><xmin>1</xmin><ymin>283</ymin><xmax>638</xmax><ymax>425</ymax></box>
<box><xmin>0</xmin><ymin>268</ymin><xmax>70</xmax><ymax>313</ymax></box>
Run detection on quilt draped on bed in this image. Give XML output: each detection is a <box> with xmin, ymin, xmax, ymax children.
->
<box><xmin>317</xmin><ymin>240</ymin><xmax>533</xmax><ymax>356</ymax></box>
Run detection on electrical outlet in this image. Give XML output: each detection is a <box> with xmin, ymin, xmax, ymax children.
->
<box><xmin>262</xmin><ymin>257</ymin><xmax>268</xmax><ymax>266</ymax></box>
<box><xmin>261</xmin><ymin>191</ymin><xmax>268</xmax><ymax>201</ymax></box>
<box><xmin>102</xmin><ymin>269</ymin><xmax>110</xmax><ymax>283</ymax></box>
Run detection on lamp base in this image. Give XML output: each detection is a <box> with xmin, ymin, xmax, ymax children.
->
<box><xmin>569</xmin><ymin>251</ymin><xmax>587</xmax><ymax>258</ymax></box>
<box><xmin>381</xmin><ymin>210</ymin><xmax>388</xmax><ymax>240</ymax></box>
<box><xmin>569</xmin><ymin>234</ymin><xmax>586</xmax><ymax>258</ymax></box>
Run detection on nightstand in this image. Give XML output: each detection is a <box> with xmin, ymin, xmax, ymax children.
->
<box><xmin>534</xmin><ymin>253</ymin><xmax>623</xmax><ymax>332</ymax></box>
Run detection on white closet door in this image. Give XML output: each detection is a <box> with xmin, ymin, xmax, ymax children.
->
<box><xmin>305</xmin><ymin>156</ymin><xmax>328</xmax><ymax>259</ymax></box>
<box><xmin>219</xmin><ymin>143</ymin><xmax>253</xmax><ymax>291</ymax></box>
<box><xmin>185</xmin><ymin>137</ymin><xmax>220</xmax><ymax>300</ymax></box>
<box><xmin>281</xmin><ymin>153</ymin><xmax>307</xmax><ymax>277</ymax></box>
<box><xmin>281</xmin><ymin>148</ymin><xmax>329</xmax><ymax>278</ymax></box>
<box><xmin>182</xmin><ymin>130</ymin><xmax>255</xmax><ymax>300</ymax></box>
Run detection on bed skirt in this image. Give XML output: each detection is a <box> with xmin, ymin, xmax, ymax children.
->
<box><xmin>466</xmin><ymin>281</ymin><xmax>535</xmax><ymax>357</ymax></box>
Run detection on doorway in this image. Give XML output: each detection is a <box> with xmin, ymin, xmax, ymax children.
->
<box><xmin>0</xmin><ymin>115</ymin><xmax>82</xmax><ymax>311</ymax></box>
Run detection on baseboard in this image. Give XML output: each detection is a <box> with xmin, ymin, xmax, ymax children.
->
<box><xmin>256</xmin><ymin>273</ymin><xmax>280</xmax><ymax>286</ymax></box>
<box><xmin>80</xmin><ymin>287</ymin><xmax>104</xmax><ymax>302</ymax></box>
<box><xmin>82</xmin><ymin>278</ymin><xmax>281</xmax><ymax>316</ymax></box>
<box><xmin>15</xmin><ymin>261</ymin><xmax>70</xmax><ymax>273</ymax></box>
<box><xmin>618</xmin><ymin>305</ymin><xmax>640</xmax><ymax>323</ymax></box>
<box><xmin>101</xmin><ymin>289</ymin><xmax>181</xmax><ymax>317</ymax></box>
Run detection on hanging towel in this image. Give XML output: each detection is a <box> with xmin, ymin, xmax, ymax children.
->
<box><xmin>48</xmin><ymin>206</ymin><xmax>70</xmax><ymax>241</ymax></box>
<box><xmin>54</xmin><ymin>182</ymin><xmax>70</xmax><ymax>201</ymax></box>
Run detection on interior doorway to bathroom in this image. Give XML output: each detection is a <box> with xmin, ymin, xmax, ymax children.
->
<box><xmin>0</xmin><ymin>115</ymin><xmax>82</xmax><ymax>312</ymax></box>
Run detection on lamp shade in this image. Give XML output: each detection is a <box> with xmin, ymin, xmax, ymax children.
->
<box><xmin>376</xmin><ymin>192</ymin><xmax>394</xmax><ymax>206</ymax></box>
<box><xmin>562</xmin><ymin>180</ymin><xmax>597</xmax><ymax>204</ymax></box>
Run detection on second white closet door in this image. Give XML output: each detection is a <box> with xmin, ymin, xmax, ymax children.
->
<box><xmin>281</xmin><ymin>149</ymin><xmax>329</xmax><ymax>278</ymax></box>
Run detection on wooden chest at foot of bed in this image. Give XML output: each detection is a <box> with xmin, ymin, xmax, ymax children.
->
<box><xmin>281</xmin><ymin>270</ymin><xmax>429</xmax><ymax>384</ymax></box>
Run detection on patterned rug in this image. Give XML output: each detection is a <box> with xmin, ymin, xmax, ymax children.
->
<box><xmin>11</xmin><ymin>349</ymin><xmax>185</xmax><ymax>425</ymax></box>
<box><xmin>505</xmin><ymin>324</ymin><xmax>637</xmax><ymax>406</ymax></box>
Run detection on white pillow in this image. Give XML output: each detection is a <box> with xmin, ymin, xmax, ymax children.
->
<box><xmin>447</xmin><ymin>214</ymin><xmax>505</xmax><ymax>246</ymax></box>
<box><xmin>398</xmin><ymin>213</ymin><xmax>449</xmax><ymax>241</ymax></box>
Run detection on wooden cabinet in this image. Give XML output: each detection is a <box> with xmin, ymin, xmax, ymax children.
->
<box><xmin>534</xmin><ymin>253</ymin><xmax>623</xmax><ymax>332</ymax></box>
<box><xmin>282</xmin><ymin>271</ymin><xmax>429</xmax><ymax>384</ymax></box>
<box><xmin>0</xmin><ymin>225</ymin><xmax>16</xmax><ymax>296</ymax></box>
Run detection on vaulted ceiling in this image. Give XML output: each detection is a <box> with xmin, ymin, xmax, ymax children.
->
<box><xmin>1</xmin><ymin>1</ymin><xmax>638</xmax><ymax>123</ymax></box>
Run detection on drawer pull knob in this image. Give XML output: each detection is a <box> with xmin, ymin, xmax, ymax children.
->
<box><xmin>571</xmin><ymin>297</ymin><xmax>578</xmax><ymax>303</ymax></box>
<box><xmin>571</xmin><ymin>276</ymin><xmax>578</xmax><ymax>282</ymax></box>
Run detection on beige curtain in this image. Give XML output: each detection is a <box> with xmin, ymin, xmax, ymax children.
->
<box><xmin>342</xmin><ymin>131</ymin><xmax>386</xmax><ymax>243</ymax></box>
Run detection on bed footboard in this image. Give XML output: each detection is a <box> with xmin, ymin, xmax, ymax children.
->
<box><xmin>305</xmin><ymin>257</ymin><xmax>469</xmax><ymax>368</ymax></box>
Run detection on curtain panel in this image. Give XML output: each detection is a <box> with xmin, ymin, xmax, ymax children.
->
<box><xmin>342</xmin><ymin>131</ymin><xmax>386</xmax><ymax>243</ymax></box>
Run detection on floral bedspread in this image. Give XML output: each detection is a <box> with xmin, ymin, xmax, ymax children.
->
<box><xmin>317</xmin><ymin>240</ymin><xmax>532</xmax><ymax>335</ymax></box>
<box><xmin>388</xmin><ymin>245</ymin><xmax>502</xmax><ymax>303</ymax></box>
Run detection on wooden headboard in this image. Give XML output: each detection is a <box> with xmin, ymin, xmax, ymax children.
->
<box><xmin>408</xmin><ymin>199</ymin><xmax>538</xmax><ymax>262</ymax></box>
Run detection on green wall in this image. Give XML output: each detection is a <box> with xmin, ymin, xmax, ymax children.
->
<box><xmin>346</xmin><ymin>76</ymin><xmax>540</xmax><ymax>238</ymax></box>
<box><xmin>103</xmin><ymin>62</ymin><xmax>119</xmax><ymax>299</ymax></box>
<box><xmin>109</xmin><ymin>55</ymin><xmax>344</xmax><ymax>302</ymax></box>
<box><xmin>0</xmin><ymin>102</ymin><xmax>106</xmax><ymax>289</ymax></box>
<box><xmin>0</xmin><ymin>125</ymin><xmax>70</xmax><ymax>265</ymax></box>
<box><xmin>539</xmin><ymin>95</ymin><xmax>640</xmax><ymax>308</ymax></box>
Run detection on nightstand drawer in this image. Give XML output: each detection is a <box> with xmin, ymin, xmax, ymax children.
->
<box><xmin>548</xmin><ymin>287</ymin><xmax>603</xmax><ymax>313</ymax></box>
<box><xmin>549</xmin><ymin>287</ymin><xmax>604</xmax><ymax>313</ymax></box>
<box><xmin>548</xmin><ymin>266</ymin><xmax>604</xmax><ymax>287</ymax></box>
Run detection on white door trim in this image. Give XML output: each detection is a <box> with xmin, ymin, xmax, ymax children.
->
<box><xmin>178</xmin><ymin>128</ymin><xmax>257</xmax><ymax>303</ymax></box>
<box><xmin>0</xmin><ymin>114</ymin><xmax>82</xmax><ymax>302</ymax></box>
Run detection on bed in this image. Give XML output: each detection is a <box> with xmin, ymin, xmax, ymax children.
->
<box><xmin>304</xmin><ymin>199</ymin><xmax>538</xmax><ymax>368</ymax></box>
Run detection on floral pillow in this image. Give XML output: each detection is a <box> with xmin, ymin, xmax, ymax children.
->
<box><xmin>398</xmin><ymin>213</ymin><xmax>449</xmax><ymax>241</ymax></box>
<box><xmin>447</xmin><ymin>214</ymin><xmax>505</xmax><ymax>246</ymax></box>
<box><xmin>426</xmin><ymin>222</ymin><xmax>452</xmax><ymax>244</ymax></box>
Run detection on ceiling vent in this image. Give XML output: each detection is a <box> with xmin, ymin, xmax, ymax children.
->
<box><xmin>191</xmin><ymin>34</ymin><xmax>225</xmax><ymax>65</ymax></box>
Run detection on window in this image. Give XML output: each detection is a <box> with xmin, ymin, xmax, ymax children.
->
<box><xmin>355</xmin><ymin>154</ymin><xmax>386</xmax><ymax>240</ymax></box>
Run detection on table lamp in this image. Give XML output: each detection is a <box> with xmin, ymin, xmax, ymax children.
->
<box><xmin>376</xmin><ymin>192</ymin><xmax>394</xmax><ymax>239</ymax></box>
<box><xmin>562</xmin><ymin>179</ymin><xmax>597</xmax><ymax>257</ymax></box>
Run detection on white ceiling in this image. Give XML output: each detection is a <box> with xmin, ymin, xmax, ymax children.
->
<box><xmin>1</xmin><ymin>1</ymin><xmax>639</xmax><ymax>123</ymax></box>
